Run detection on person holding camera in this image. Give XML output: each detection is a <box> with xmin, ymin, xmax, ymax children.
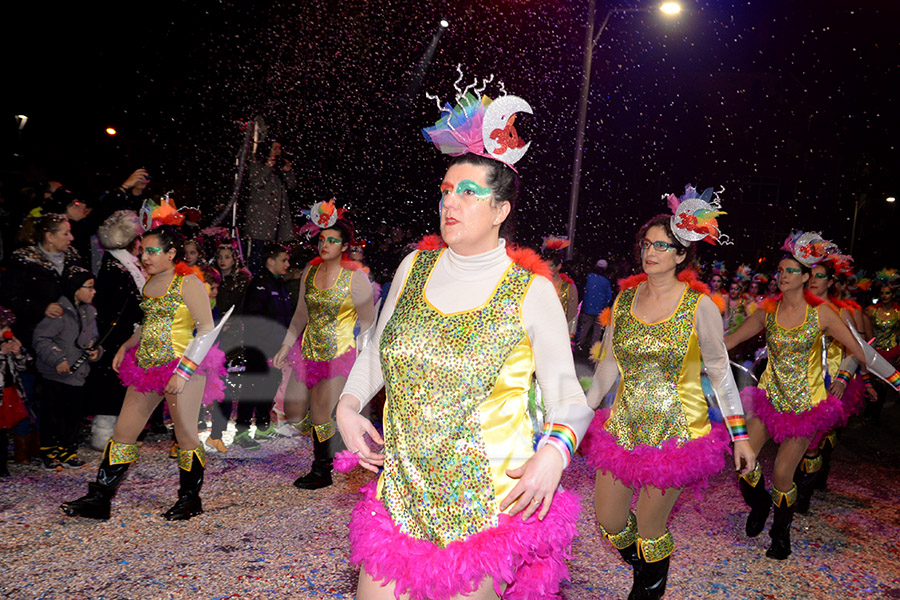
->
<box><xmin>245</xmin><ymin>140</ymin><xmax>296</xmax><ymax>273</ymax></box>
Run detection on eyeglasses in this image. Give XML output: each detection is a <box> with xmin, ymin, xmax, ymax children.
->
<box><xmin>639</xmin><ymin>239</ymin><xmax>678</xmax><ymax>252</ymax></box>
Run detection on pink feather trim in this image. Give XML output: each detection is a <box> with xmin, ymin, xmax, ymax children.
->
<box><xmin>349</xmin><ymin>481</ymin><xmax>579</xmax><ymax>600</ymax></box>
<box><xmin>287</xmin><ymin>343</ymin><xmax>356</xmax><ymax>388</ymax></box>
<box><xmin>118</xmin><ymin>345</ymin><xmax>227</xmax><ymax>405</ymax></box>
<box><xmin>580</xmin><ymin>409</ymin><xmax>731</xmax><ymax>493</ymax></box>
<box><xmin>333</xmin><ymin>450</ymin><xmax>359</xmax><ymax>473</ymax></box>
<box><xmin>838</xmin><ymin>375</ymin><xmax>866</xmax><ymax>424</ymax></box>
<box><xmin>740</xmin><ymin>386</ymin><xmax>843</xmax><ymax>446</ymax></box>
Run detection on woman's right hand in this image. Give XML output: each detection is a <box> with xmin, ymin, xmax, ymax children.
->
<box><xmin>828</xmin><ymin>379</ymin><xmax>846</xmax><ymax>399</ymax></box>
<box><xmin>45</xmin><ymin>303</ymin><xmax>64</xmax><ymax>318</ymax></box>
<box><xmin>112</xmin><ymin>346</ymin><xmax>126</xmax><ymax>373</ymax></box>
<box><xmin>336</xmin><ymin>396</ymin><xmax>383</xmax><ymax>473</ymax></box>
<box><xmin>272</xmin><ymin>344</ymin><xmax>290</xmax><ymax>369</ymax></box>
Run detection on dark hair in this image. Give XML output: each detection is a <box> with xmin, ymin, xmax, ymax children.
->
<box><xmin>811</xmin><ymin>261</ymin><xmax>835</xmax><ymax>280</ymax></box>
<box><xmin>447</xmin><ymin>153</ymin><xmax>519</xmax><ymax>235</ymax></box>
<box><xmin>779</xmin><ymin>254</ymin><xmax>811</xmax><ymax>275</ymax></box>
<box><xmin>540</xmin><ymin>249</ymin><xmax>564</xmax><ymax>268</ymax></box>
<box><xmin>256</xmin><ymin>139</ymin><xmax>280</xmax><ymax>163</ymax></box>
<box><xmin>34</xmin><ymin>213</ymin><xmax>69</xmax><ymax>245</ymax></box>
<box><xmin>143</xmin><ymin>225</ymin><xmax>185</xmax><ymax>263</ymax></box>
<box><xmin>200</xmin><ymin>265</ymin><xmax>221</xmax><ymax>285</ymax></box>
<box><xmin>0</xmin><ymin>305</ymin><xmax>16</xmax><ymax>329</ymax></box>
<box><xmin>321</xmin><ymin>219</ymin><xmax>354</xmax><ymax>247</ymax></box>
<box><xmin>634</xmin><ymin>214</ymin><xmax>696</xmax><ymax>274</ymax></box>
<box><xmin>261</xmin><ymin>242</ymin><xmax>288</xmax><ymax>265</ymax></box>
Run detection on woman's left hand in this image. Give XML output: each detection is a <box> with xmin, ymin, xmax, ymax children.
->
<box><xmin>733</xmin><ymin>439</ymin><xmax>757</xmax><ymax>477</ymax></box>
<box><xmin>165</xmin><ymin>374</ymin><xmax>186</xmax><ymax>395</ymax></box>
<box><xmin>499</xmin><ymin>445</ymin><xmax>565</xmax><ymax>521</ymax></box>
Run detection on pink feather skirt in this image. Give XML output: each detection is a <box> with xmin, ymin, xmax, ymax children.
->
<box><xmin>287</xmin><ymin>341</ymin><xmax>355</xmax><ymax>388</ymax></box>
<box><xmin>740</xmin><ymin>386</ymin><xmax>844</xmax><ymax>447</ymax></box>
<box><xmin>581</xmin><ymin>408</ymin><xmax>732</xmax><ymax>492</ymax></box>
<box><xmin>118</xmin><ymin>345</ymin><xmax>227</xmax><ymax>406</ymax></box>
<box><xmin>349</xmin><ymin>480</ymin><xmax>580</xmax><ymax>600</ymax></box>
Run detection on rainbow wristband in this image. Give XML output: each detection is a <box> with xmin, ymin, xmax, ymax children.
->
<box><xmin>887</xmin><ymin>370</ymin><xmax>900</xmax><ymax>392</ymax></box>
<box><xmin>174</xmin><ymin>357</ymin><xmax>198</xmax><ymax>381</ymax></box>
<box><xmin>834</xmin><ymin>370</ymin><xmax>852</xmax><ymax>386</ymax></box>
<box><xmin>725</xmin><ymin>415</ymin><xmax>749</xmax><ymax>442</ymax></box>
<box><xmin>541</xmin><ymin>423</ymin><xmax>577</xmax><ymax>468</ymax></box>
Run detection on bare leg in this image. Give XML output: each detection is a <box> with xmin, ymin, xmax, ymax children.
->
<box><xmin>112</xmin><ymin>387</ymin><xmax>164</xmax><ymax>444</ymax></box>
<box><xmin>169</xmin><ymin>375</ymin><xmax>206</xmax><ymax>451</ymax></box>
<box><xmin>635</xmin><ymin>486</ymin><xmax>682</xmax><ymax>540</ymax></box>
<box><xmin>747</xmin><ymin>416</ymin><xmax>769</xmax><ymax>456</ymax></box>
<box><xmin>357</xmin><ymin>567</ymin><xmax>502</xmax><ymax>600</ymax></box>
<box><xmin>283</xmin><ymin>374</ymin><xmax>311</xmax><ymax>422</ymax></box>
<box><xmin>310</xmin><ymin>375</ymin><xmax>347</xmax><ymax>424</ymax></box>
<box><xmin>594</xmin><ymin>470</ymin><xmax>634</xmax><ymax>534</ymax></box>
<box><xmin>772</xmin><ymin>436</ymin><xmax>809</xmax><ymax>492</ymax></box>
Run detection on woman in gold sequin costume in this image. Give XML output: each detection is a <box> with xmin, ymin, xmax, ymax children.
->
<box><xmin>863</xmin><ymin>277</ymin><xmax>900</xmax><ymax>419</ymax></box>
<box><xmin>272</xmin><ymin>219</ymin><xmax>374</xmax><ymax>490</ymax></box>
<box><xmin>584</xmin><ymin>193</ymin><xmax>756</xmax><ymax>599</ymax></box>
<box><xmin>726</xmin><ymin>232</ymin><xmax>868</xmax><ymax>560</ymax></box>
<box><xmin>62</xmin><ymin>226</ymin><xmax>225</xmax><ymax>522</ymax></box>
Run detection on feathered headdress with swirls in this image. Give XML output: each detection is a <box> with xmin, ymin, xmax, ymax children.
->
<box><xmin>422</xmin><ymin>65</ymin><xmax>532</xmax><ymax>171</ymax></box>
<box><xmin>734</xmin><ymin>265</ymin><xmax>753</xmax><ymax>284</ymax></box>
<box><xmin>139</xmin><ymin>193</ymin><xmax>196</xmax><ymax>232</ymax></box>
<box><xmin>875</xmin><ymin>268</ymin><xmax>898</xmax><ymax>286</ymax></box>
<box><xmin>666</xmin><ymin>185</ymin><xmax>731</xmax><ymax>246</ymax></box>
<box><xmin>780</xmin><ymin>231</ymin><xmax>839</xmax><ymax>267</ymax></box>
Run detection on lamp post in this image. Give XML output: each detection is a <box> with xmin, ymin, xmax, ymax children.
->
<box><xmin>850</xmin><ymin>193</ymin><xmax>894</xmax><ymax>254</ymax></box>
<box><xmin>566</xmin><ymin>2</ymin><xmax>681</xmax><ymax>260</ymax></box>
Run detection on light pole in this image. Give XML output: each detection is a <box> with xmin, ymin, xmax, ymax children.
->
<box><xmin>566</xmin><ymin>2</ymin><xmax>681</xmax><ymax>260</ymax></box>
<box><xmin>850</xmin><ymin>193</ymin><xmax>894</xmax><ymax>254</ymax></box>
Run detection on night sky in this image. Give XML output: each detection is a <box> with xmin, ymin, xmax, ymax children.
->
<box><xmin>3</xmin><ymin>0</ymin><xmax>896</xmax><ymax>273</ymax></box>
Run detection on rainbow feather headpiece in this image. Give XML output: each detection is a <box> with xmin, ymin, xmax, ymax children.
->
<box><xmin>734</xmin><ymin>264</ymin><xmax>753</xmax><ymax>283</ymax></box>
<box><xmin>875</xmin><ymin>268</ymin><xmax>898</xmax><ymax>286</ymax></box>
<box><xmin>541</xmin><ymin>235</ymin><xmax>571</xmax><ymax>252</ymax></box>
<box><xmin>139</xmin><ymin>193</ymin><xmax>190</xmax><ymax>231</ymax></box>
<box><xmin>422</xmin><ymin>65</ymin><xmax>532</xmax><ymax>170</ymax></box>
<box><xmin>666</xmin><ymin>184</ymin><xmax>731</xmax><ymax>246</ymax></box>
<box><xmin>826</xmin><ymin>253</ymin><xmax>855</xmax><ymax>278</ymax></box>
<box><xmin>711</xmin><ymin>261</ymin><xmax>727</xmax><ymax>277</ymax></box>
<box><xmin>780</xmin><ymin>231</ymin><xmax>838</xmax><ymax>267</ymax></box>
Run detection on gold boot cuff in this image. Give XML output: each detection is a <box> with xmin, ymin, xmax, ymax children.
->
<box><xmin>599</xmin><ymin>512</ymin><xmax>638</xmax><ymax>550</ymax></box>
<box><xmin>637</xmin><ymin>530</ymin><xmax>675</xmax><ymax>563</ymax></box>
<box><xmin>108</xmin><ymin>439</ymin><xmax>140</xmax><ymax>465</ymax></box>
<box><xmin>819</xmin><ymin>431</ymin><xmax>837</xmax><ymax>451</ymax></box>
<box><xmin>772</xmin><ymin>484</ymin><xmax>798</xmax><ymax>508</ymax></box>
<box><xmin>800</xmin><ymin>454</ymin><xmax>823</xmax><ymax>474</ymax></box>
<box><xmin>177</xmin><ymin>444</ymin><xmax>207</xmax><ymax>471</ymax></box>
<box><xmin>312</xmin><ymin>420</ymin><xmax>336</xmax><ymax>442</ymax></box>
<box><xmin>740</xmin><ymin>461</ymin><xmax>762</xmax><ymax>487</ymax></box>
<box><xmin>298</xmin><ymin>414</ymin><xmax>312</xmax><ymax>436</ymax></box>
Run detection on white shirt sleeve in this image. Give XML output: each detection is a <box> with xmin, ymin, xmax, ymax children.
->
<box><xmin>696</xmin><ymin>294</ymin><xmax>744</xmax><ymax>424</ymax></box>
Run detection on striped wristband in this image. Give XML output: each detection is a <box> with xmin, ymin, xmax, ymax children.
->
<box><xmin>174</xmin><ymin>357</ymin><xmax>199</xmax><ymax>381</ymax></box>
<box><xmin>834</xmin><ymin>370</ymin><xmax>852</xmax><ymax>386</ymax></box>
<box><xmin>725</xmin><ymin>415</ymin><xmax>749</xmax><ymax>442</ymax></box>
<box><xmin>887</xmin><ymin>370</ymin><xmax>900</xmax><ymax>392</ymax></box>
<box><xmin>540</xmin><ymin>423</ymin><xmax>577</xmax><ymax>468</ymax></box>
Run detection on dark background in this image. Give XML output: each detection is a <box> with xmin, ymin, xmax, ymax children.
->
<box><xmin>1</xmin><ymin>0</ymin><xmax>896</xmax><ymax>274</ymax></box>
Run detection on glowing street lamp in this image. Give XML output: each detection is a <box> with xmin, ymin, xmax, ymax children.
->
<box><xmin>106</xmin><ymin>127</ymin><xmax>117</xmax><ymax>136</ymax></box>
<box><xmin>887</xmin><ymin>196</ymin><xmax>896</xmax><ymax>203</ymax></box>
<box><xmin>566</xmin><ymin>2</ymin><xmax>683</xmax><ymax>259</ymax></box>
<box><xmin>15</xmin><ymin>115</ymin><xmax>28</xmax><ymax>130</ymax></box>
<box><xmin>440</xmin><ymin>19</ymin><xmax>450</xmax><ymax>28</ymax></box>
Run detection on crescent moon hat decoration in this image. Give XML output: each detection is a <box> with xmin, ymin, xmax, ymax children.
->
<box><xmin>297</xmin><ymin>198</ymin><xmax>349</xmax><ymax>239</ymax></box>
<box><xmin>665</xmin><ymin>184</ymin><xmax>732</xmax><ymax>246</ymax></box>
<box><xmin>780</xmin><ymin>231</ymin><xmax>839</xmax><ymax>267</ymax></box>
<box><xmin>422</xmin><ymin>65</ymin><xmax>532</xmax><ymax>170</ymax></box>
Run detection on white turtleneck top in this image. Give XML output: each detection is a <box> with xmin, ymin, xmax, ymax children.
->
<box><xmin>342</xmin><ymin>239</ymin><xmax>593</xmax><ymax>446</ymax></box>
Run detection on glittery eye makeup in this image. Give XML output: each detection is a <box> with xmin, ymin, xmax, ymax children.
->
<box><xmin>143</xmin><ymin>247</ymin><xmax>162</xmax><ymax>255</ymax></box>
<box><xmin>319</xmin><ymin>236</ymin><xmax>342</xmax><ymax>245</ymax></box>
<box><xmin>455</xmin><ymin>180</ymin><xmax>492</xmax><ymax>200</ymax></box>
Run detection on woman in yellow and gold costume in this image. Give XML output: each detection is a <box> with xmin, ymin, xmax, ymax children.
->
<box><xmin>335</xmin><ymin>83</ymin><xmax>593</xmax><ymax>600</ymax></box>
<box><xmin>61</xmin><ymin>225</ymin><xmax>226</xmax><ymax>521</ymax></box>
<box><xmin>726</xmin><ymin>231</ymin><xmax>870</xmax><ymax>561</ymax></box>
<box><xmin>584</xmin><ymin>187</ymin><xmax>755</xmax><ymax>600</ymax></box>
<box><xmin>272</xmin><ymin>218</ymin><xmax>374</xmax><ymax>490</ymax></box>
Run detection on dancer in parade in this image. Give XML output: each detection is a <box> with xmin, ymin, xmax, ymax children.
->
<box><xmin>584</xmin><ymin>186</ymin><xmax>755</xmax><ymax>599</ymax></box>
<box><xmin>724</xmin><ymin>231</ymin><xmax>871</xmax><ymax>559</ymax></box>
<box><xmin>272</xmin><ymin>211</ymin><xmax>374</xmax><ymax>490</ymax></box>
<box><xmin>336</xmin><ymin>79</ymin><xmax>593</xmax><ymax>600</ymax></box>
<box><xmin>863</xmin><ymin>271</ymin><xmax>900</xmax><ymax>420</ymax></box>
<box><xmin>61</xmin><ymin>220</ymin><xmax>227</xmax><ymax>521</ymax></box>
<box><xmin>541</xmin><ymin>236</ymin><xmax>580</xmax><ymax>330</ymax></box>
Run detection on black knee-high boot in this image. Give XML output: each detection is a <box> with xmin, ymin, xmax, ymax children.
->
<box><xmin>599</xmin><ymin>512</ymin><xmax>640</xmax><ymax>599</ymax></box>
<box><xmin>815</xmin><ymin>431</ymin><xmax>836</xmax><ymax>491</ymax></box>
<box><xmin>635</xmin><ymin>530</ymin><xmax>673</xmax><ymax>600</ymax></box>
<box><xmin>794</xmin><ymin>452</ymin><xmax>822</xmax><ymax>514</ymax></box>
<box><xmin>739</xmin><ymin>463</ymin><xmax>771</xmax><ymax>537</ymax></box>
<box><xmin>60</xmin><ymin>439</ymin><xmax>137</xmax><ymax>519</ymax></box>
<box><xmin>293</xmin><ymin>420</ymin><xmax>336</xmax><ymax>490</ymax></box>
<box><xmin>766</xmin><ymin>484</ymin><xmax>797</xmax><ymax>560</ymax></box>
<box><xmin>163</xmin><ymin>445</ymin><xmax>205</xmax><ymax>521</ymax></box>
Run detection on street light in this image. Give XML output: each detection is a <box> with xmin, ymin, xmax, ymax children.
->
<box><xmin>565</xmin><ymin>2</ymin><xmax>682</xmax><ymax>260</ymax></box>
<box><xmin>887</xmin><ymin>196</ymin><xmax>896</xmax><ymax>203</ymax></box>
<box><xmin>850</xmin><ymin>193</ymin><xmax>894</xmax><ymax>253</ymax></box>
<box><xmin>440</xmin><ymin>19</ymin><xmax>450</xmax><ymax>28</ymax></box>
<box><xmin>106</xmin><ymin>127</ymin><xmax>118</xmax><ymax>136</ymax></box>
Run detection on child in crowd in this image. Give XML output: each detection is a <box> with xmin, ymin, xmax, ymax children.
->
<box><xmin>0</xmin><ymin>306</ymin><xmax>31</xmax><ymax>477</ymax></box>
<box><xmin>32</xmin><ymin>268</ymin><xmax>102</xmax><ymax>470</ymax></box>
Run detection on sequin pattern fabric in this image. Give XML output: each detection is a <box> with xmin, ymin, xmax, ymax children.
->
<box><xmin>872</xmin><ymin>309</ymin><xmax>899</xmax><ymax>351</ymax></box>
<box><xmin>302</xmin><ymin>265</ymin><xmax>355</xmax><ymax>362</ymax></box>
<box><xmin>136</xmin><ymin>275</ymin><xmax>184</xmax><ymax>369</ymax></box>
<box><xmin>761</xmin><ymin>304</ymin><xmax>820</xmax><ymax>412</ymax></box>
<box><xmin>605</xmin><ymin>285</ymin><xmax>702</xmax><ymax>449</ymax></box>
<box><xmin>379</xmin><ymin>250</ymin><xmax>532</xmax><ymax>547</ymax></box>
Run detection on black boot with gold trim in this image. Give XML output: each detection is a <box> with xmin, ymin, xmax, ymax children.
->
<box><xmin>293</xmin><ymin>420</ymin><xmax>335</xmax><ymax>490</ymax></box>
<box><xmin>739</xmin><ymin>463</ymin><xmax>770</xmax><ymax>537</ymax></box>
<box><xmin>60</xmin><ymin>439</ymin><xmax>137</xmax><ymax>520</ymax></box>
<box><xmin>766</xmin><ymin>484</ymin><xmax>797</xmax><ymax>560</ymax></box>
<box><xmin>635</xmin><ymin>530</ymin><xmax>673</xmax><ymax>600</ymax></box>
<box><xmin>599</xmin><ymin>512</ymin><xmax>640</xmax><ymax>599</ymax></box>
<box><xmin>794</xmin><ymin>452</ymin><xmax>823</xmax><ymax>514</ymax></box>
<box><xmin>163</xmin><ymin>445</ymin><xmax>205</xmax><ymax>521</ymax></box>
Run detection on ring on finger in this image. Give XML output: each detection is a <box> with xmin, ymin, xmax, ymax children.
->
<box><xmin>351</xmin><ymin>449</ymin><xmax>360</xmax><ymax>454</ymax></box>
<box><xmin>530</xmin><ymin>497</ymin><xmax>540</xmax><ymax>504</ymax></box>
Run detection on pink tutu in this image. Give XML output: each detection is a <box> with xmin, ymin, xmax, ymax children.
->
<box><xmin>350</xmin><ymin>481</ymin><xmax>579</xmax><ymax>600</ymax></box>
<box><xmin>740</xmin><ymin>386</ymin><xmax>844</xmax><ymax>447</ymax></box>
<box><xmin>580</xmin><ymin>409</ymin><xmax>731</xmax><ymax>493</ymax></box>
<box><xmin>118</xmin><ymin>345</ymin><xmax>227</xmax><ymax>405</ymax></box>
<box><xmin>838</xmin><ymin>375</ymin><xmax>866</xmax><ymax>424</ymax></box>
<box><xmin>287</xmin><ymin>341</ymin><xmax>355</xmax><ymax>388</ymax></box>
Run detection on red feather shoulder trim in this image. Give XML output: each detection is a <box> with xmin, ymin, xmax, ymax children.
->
<box><xmin>827</xmin><ymin>296</ymin><xmax>847</xmax><ymax>310</ymax></box>
<box><xmin>709</xmin><ymin>292</ymin><xmax>726</xmax><ymax>314</ymax></box>
<box><xmin>618</xmin><ymin>273</ymin><xmax>647</xmax><ymax>290</ymax></box>
<box><xmin>308</xmin><ymin>256</ymin><xmax>362</xmax><ymax>271</ymax></box>
<box><xmin>506</xmin><ymin>245</ymin><xmax>553</xmax><ymax>280</ymax></box>
<box><xmin>844</xmin><ymin>299</ymin><xmax>861</xmax><ymax>312</ymax></box>
<box><xmin>677</xmin><ymin>269</ymin><xmax>712</xmax><ymax>296</ymax></box>
<box><xmin>598</xmin><ymin>307</ymin><xmax>611</xmax><ymax>327</ymax></box>
<box><xmin>758</xmin><ymin>294</ymin><xmax>781</xmax><ymax>314</ymax></box>
<box><xmin>559</xmin><ymin>272</ymin><xmax>574</xmax><ymax>285</ymax></box>
<box><xmin>803</xmin><ymin>289</ymin><xmax>825</xmax><ymax>306</ymax></box>
<box><xmin>174</xmin><ymin>262</ymin><xmax>204</xmax><ymax>281</ymax></box>
<box><xmin>416</xmin><ymin>234</ymin><xmax>447</xmax><ymax>251</ymax></box>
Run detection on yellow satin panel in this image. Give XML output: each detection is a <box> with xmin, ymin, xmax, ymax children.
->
<box><xmin>677</xmin><ymin>329</ymin><xmax>712</xmax><ymax>439</ymax></box>
<box><xmin>477</xmin><ymin>337</ymin><xmax>537</xmax><ymax>511</ymax></box>
<box><xmin>806</xmin><ymin>331</ymin><xmax>827</xmax><ymax>405</ymax></box>
<box><xmin>335</xmin><ymin>293</ymin><xmax>358</xmax><ymax>356</ymax></box>
<box><xmin>170</xmin><ymin>301</ymin><xmax>194</xmax><ymax>358</ymax></box>
<box><xmin>825</xmin><ymin>337</ymin><xmax>843</xmax><ymax>379</ymax></box>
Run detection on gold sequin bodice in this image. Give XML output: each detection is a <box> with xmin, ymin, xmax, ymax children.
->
<box><xmin>301</xmin><ymin>265</ymin><xmax>357</xmax><ymax>361</ymax></box>
<box><xmin>872</xmin><ymin>306</ymin><xmax>899</xmax><ymax>352</ymax></box>
<box><xmin>758</xmin><ymin>303</ymin><xmax>826</xmax><ymax>412</ymax></box>
<box><xmin>605</xmin><ymin>284</ymin><xmax>710</xmax><ymax>449</ymax></box>
<box><xmin>378</xmin><ymin>249</ymin><xmax>535</xmax><ymax>547</ymax></box>
<box><xmin>136</xmin><ymin>275</ymin><xmax>194</xmax><ymax>368</ymax></box>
